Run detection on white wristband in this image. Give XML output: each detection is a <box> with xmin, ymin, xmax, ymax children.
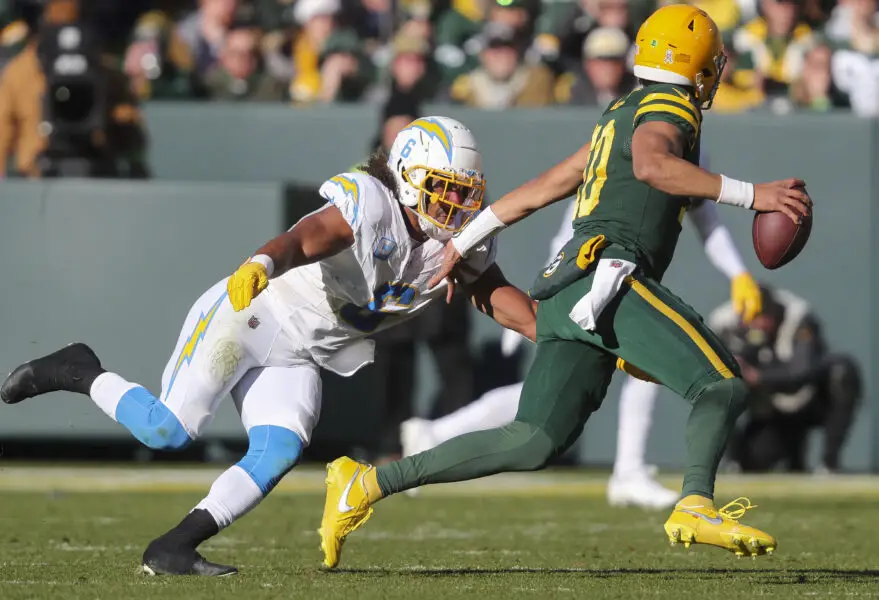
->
<box><xmin>249</xmin><ymin>254</ymin><xmax>275</xmax><ymax>277</ymax></box>
<box><xmin>451</xmin><ymin>206</ymin><xmax>506</xmax><ymax>258</ymax></box>
<box><xmin>717</xmin><ymin>175</ymin><xmax>754</xmax><ymax>209</ymax></box>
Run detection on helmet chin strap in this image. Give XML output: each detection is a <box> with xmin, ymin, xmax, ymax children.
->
<box><xmin>417</xmin><ymin>213</ymin><xmax>455</xmax><ymax>242</ymax></box>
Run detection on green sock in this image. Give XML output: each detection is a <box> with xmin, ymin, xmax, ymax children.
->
<box><xmin>376</xmin><ymin>421</ymin><xmax>554</xmax><ymax>496</ymax></box>
<box><xmin>681</xmin><ymin>378</ymin><xmax>747</xmax><ymax>499</ymax></box>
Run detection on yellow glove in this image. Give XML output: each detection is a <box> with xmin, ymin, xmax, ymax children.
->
<box><xmin>616</xmin><ymin>358</ymin><xmax>660</xmax><ymax>384</ymax></box>
<box><xmin>227</xmin><ymin>261</ymin><xmax>269</xmax><ymax>312</ymax></box>
<box><xmin>731</xmin><ymin>272</ymin><xmax>762</xmax><ymax>324</ymax></box>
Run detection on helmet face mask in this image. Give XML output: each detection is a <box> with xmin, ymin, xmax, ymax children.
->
<box><xmin>387</xmin><ymin>116</ymin><xmax>486</xmax><ymax>240</ymax></box>
<box><xmin>699</xmin><ymin>52</ymin><xmax>727</xmax><ymax>109</ymax></box>
<box><xmin>403</xmin><ymin>166</ymin><xmax>485</xmax><ymax>233</ymax></box>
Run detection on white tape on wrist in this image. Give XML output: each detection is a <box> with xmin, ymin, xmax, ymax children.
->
<box><xmin>450</xmin><ymin>207</ymin><xmax>506</xmax><ymax>258</ymax></box>
<box><xmin>249</xmin><ymin>254</ymin><xmax>275</xmax><ymax>277</ymax></box>
<box><xmin>717</xmin><ymin>175</ymin><xmax>754</xmax><ymax>209</ymax></box>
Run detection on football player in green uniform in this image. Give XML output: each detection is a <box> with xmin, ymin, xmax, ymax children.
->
<box><xmin>319</xmin><ymin>4</ymin><xmax>811</xmax><ymax>567</ymax></box>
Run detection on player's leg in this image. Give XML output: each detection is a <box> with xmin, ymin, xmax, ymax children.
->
<box><xmin>381</xmin><ymin>340</ymin><xmax>613</xmax><ymax>492</ymax></box>
<box><xmin>401</xmin><ymin>382</ymin><xmax>524</xmax><ymax>456</ymax></box>
<box><xmin>540</xmin><ymin>273</ymin><xmax>745</xmax><ymax>501</ymax></box>
<box><xmin>0</xmin><ymin>280</ymin><xmax>235</xmax><ymax>451</ymax></box>
<box><xmin>319</xmin><ymin>339</ymin><xmax>615</xmax><ymax>568</ymax></box>
<box><xmin>818</xmin><ymin>354</ymin><xmax>861</xmax><ymax>472</ymax></box>
<box><xmin>607</xmin><ymin>376</ymin><xmax>678</xmax><ymax>510</ymax></box>
<box><xmin>142</xmin><ymin>356</ymin><xmax>315</xmax><ymax>578</ymax></box>
<box><xmin>781</xmin><ymin>414</ymin><xmax>810</xmax><ymax>472</ymax></box>
<box><xmin>603</xmin><ymin>275</ymin><xmax>774</xmax><ymax>556</ymax></box>
<box><xmin>613</xmin><ymin>376</ymin><xmax>658</xmax><ymax>478</ymax></box>
<box><xmin>127</xmin><ymin>283</ymin><xmax>287</xmax><ymax>576</ymax></box>
<box><xmin>172</xmin><ymin>363</ymin><xmax>317</xmax><ymax>538</ymax></box>
<box><xmin>400</xmin><ymin>381</ymin><xmax>522</xmax><ymax>498</ymax></box>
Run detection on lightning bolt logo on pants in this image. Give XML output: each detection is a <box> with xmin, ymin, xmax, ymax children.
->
<box><xmin>164</xmin><ymin>292</ymin><xmax>227</xmax><ymax>399</ymax></box>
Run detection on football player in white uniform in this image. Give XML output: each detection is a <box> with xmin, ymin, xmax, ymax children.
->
<box><xmin>400</xmin><ymin>150</ymin><xmax>763</xmax><ymax>510</ymax></box>
<box><xmin>0</xmin><ymin>117</ymin><xmax>539</xmax><ymax>576</ymax></box>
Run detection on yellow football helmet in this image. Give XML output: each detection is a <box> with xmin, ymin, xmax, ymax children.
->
<box><xmin>633</xmin><ymin>4</ymin><xmax>726</xmax><ymax>109</ymax></box>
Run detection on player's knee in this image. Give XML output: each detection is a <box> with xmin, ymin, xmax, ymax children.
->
<box><xmin>237</xmin><ymin>425</ymin><xmax>304</xmax><ymax>494</ymax></box>
<box><xmin>136</xmin><ymin>413</ymin><xmax>192</xmax><ymax>451</ymax></box>
<box><xmin>498</xmin><ymin>421</ymin><xmax>556</xmax><ymax>472</ymax></box>
<box><xmin>116</xmin><ymin>387</ymin><xmax>192</xmax><ymax>451</ymax></box>
<box><xmin>693</xmin><ymin>377</ymin><xmax>749</xmax><ymax>420</ymax></box>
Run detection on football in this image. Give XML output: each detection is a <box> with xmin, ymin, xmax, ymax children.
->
<box><xmin>752</xmin><ymin>189</ymin><xmax>813</xmax><ymax>270</ymax></box>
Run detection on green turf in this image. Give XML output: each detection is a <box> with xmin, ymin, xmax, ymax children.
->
<box><xmin>1</xmin><ymin>470</ymin><xmax>878</xmax><ymax>599</ymax></box>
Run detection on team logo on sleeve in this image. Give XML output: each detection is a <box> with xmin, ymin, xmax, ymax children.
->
<box><xmin>373</xmin><ymin>237</ymin><xmax>397</xmax><ymax>261</ymax></box>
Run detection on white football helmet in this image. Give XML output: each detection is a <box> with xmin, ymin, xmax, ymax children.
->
<box><xmin>387</xmin><ymin>116</ymin><xmax>486</xmax><ymax>241</ymax></box>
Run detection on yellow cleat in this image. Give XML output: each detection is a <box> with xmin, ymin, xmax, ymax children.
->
<box><xmin>664</xmin><ymin>496</ymin><xmax>777</xmax><ymax>558</ymax></box>
<box><xmin>318</xmin><ymin>457</ymin><xmax>376</xmax><ymax>569</ymax></box>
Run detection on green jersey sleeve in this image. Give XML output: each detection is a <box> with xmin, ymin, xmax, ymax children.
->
<box><xmin>632</xmin><ymin>84</ymin><xmax>702</xmax><ymax>147</ymax></box>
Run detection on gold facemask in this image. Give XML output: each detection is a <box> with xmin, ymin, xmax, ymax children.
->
<box><xmin>403</xmin><ymin>166</ymin><xmax>486</xmax><ymax>232</ymax></box>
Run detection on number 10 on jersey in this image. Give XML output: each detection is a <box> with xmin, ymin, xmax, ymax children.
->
<box><xmin>575</xmin><ymin>120</ymin><xmax>616</xmax><ymax>219</ymax></box>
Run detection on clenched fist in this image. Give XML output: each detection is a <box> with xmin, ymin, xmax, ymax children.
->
<box><xmin>227</xmin><ymin>262</ymin><xmax>269</xmax><ymax>312</ymax></box>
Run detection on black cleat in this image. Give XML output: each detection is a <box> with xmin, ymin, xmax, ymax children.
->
<box><xmin>141</xmin><ymin>539</ymin><xmax>238</xmax><ymax>577</ymax></box>
<box><xmin>1</xmin><ymin>343</ymin><xmax>104</xmax><ymax>404</ymax></box>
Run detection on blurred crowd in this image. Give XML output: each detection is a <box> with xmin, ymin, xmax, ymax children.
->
<box><xmin>1</xmin><ymin>0</ymin><xmax>877</xmax><ymax>116</ymax></box>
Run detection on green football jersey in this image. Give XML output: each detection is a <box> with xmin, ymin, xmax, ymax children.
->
<box><xmin>571</xmin><ymin>83</ymin><xmax>703</xmax><ymax>281</ymax></box>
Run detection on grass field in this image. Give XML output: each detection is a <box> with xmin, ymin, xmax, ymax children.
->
<box><xmin>1</xmin><ymin>466</ymin><xmax>878</xmax><ymax>599</ymax></box>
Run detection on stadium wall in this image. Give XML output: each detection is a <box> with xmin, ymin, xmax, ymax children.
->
<box><xmin>0</xmin><ymin>106</ymin><xmax>875</xmax><ymax>471</ymax></box>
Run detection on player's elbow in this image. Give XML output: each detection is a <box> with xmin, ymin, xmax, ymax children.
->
<box><xmin>517</xmin><ymin>319</ymin><xmax>537</xmax><ymax>344</ymax></box>
<box><xmin>632</xmin><ymin>153</ymin><xmax>662</xmax><ymax>185</ymax></box>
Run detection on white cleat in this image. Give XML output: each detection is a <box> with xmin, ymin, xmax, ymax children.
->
<box><xmin>400</xmin><ymin>418</ymin><xmax>436</xmax><ymax>497</ymax></box>
<box><xmin>607</xmin><ymin>468</ymin><xmax>678</xmax><ymax>510</ymax></box>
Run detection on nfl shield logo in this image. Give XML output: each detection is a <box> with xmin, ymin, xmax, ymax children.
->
<box><xmin>373</xmin><ymin>237</ymin><xmax>397</xmax><ymax>260</ymax></box>
<box><xmin>248</xmin><ymin>316</ymin><xmax>260</xmax><ymax>330</ymax></box>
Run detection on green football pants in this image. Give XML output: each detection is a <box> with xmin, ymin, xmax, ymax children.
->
<box><xmin>377</xmin><ymin>271</ymin><xmax>747</xmax><ymax>500</ymax></box>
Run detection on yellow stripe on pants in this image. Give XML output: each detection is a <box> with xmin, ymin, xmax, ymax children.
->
<box><xmin>625</xmin><ymin>277</ymin><xmax>734</xmax><ymax>379</ymax></box>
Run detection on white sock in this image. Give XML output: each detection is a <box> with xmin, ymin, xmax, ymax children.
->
<box><xmin>430</xmin><ymin>382</ymin><xmax>523</xmax><ymax>446</ymax></box>
<box><xmin>613</xmin><ymin>376</ymin><xmax>659</xmax><ymax>478</ymax></box>
<box><xmin>195</xmin><ymin>465</ymin><xmax>263</xmax><ymax>530</ymax></box>
<box><xmin>89</xmin><ymin>372</ymin><xmax>138</xmax><ymax>421</ymax></box>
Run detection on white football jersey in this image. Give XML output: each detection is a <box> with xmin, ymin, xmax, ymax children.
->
<box><xmin>264</xmin><ymin>171</ymin><xmax>497</xmax><ymax>375</ymax></box>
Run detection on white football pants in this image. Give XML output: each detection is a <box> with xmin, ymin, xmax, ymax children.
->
<box><xmin>159</xmin><ymin>278</ymin><xmax>322</xmax><ymax>443</ymax></box>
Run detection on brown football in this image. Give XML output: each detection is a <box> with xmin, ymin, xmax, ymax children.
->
<box><xmin>752</xmin><ymin>188</ymin><xmax>813</xmax><ymax>270</ymax></box>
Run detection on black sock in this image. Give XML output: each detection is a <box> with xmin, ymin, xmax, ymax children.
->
<box><xmin>70</xmin><ymin>366</ymin><xmax>105</xmax><ymax>396</ymax></box>
<box><xmin>158</xmin><ymin>509</ymin><xmax>219</xmax><ymax>549</ymax></box>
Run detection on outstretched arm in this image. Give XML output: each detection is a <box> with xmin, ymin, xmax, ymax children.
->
<box><xmin>427</xmin><ymin>142</ymin><xmax>591</xmax><ymax>289</ymax></box>
<box><xmin>462</xmin><ymin>263</ymin><xmax>537</xmax><ymax>343</ymax></box>
<box><xmin>228</xmin><ymin>205</ymin><xmax>355</xmax><ymax>311</ymax></box>
<box><xmin>485</xmin><ymin>141</ymin><xmax>592</xmax><ymax>226</ymax></box>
